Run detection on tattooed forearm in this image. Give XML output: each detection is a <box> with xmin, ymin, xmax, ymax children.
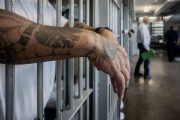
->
<box><xmin>35</xmin><ymin>26</ymin><xmax>81</xmax><ymax>48</ymax></box>
<box><xmin>0</xmin><ymin>22</ymin><xmax>38</xmax><ymax>63</ymax></box>
<box><xmin>0</xmin><ymin>9</ymin><xmax>97</xmax><ymax>64</ymax></box>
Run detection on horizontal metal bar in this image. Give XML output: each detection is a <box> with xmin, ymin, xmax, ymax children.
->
<box><xmin>62</xmin><ymin>89</ymin><xmax>93</xmax><ymax>120</ymax></box>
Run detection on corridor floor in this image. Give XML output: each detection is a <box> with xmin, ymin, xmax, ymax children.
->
<box><xmin>123</xmin><ymin>51</ymin><xmax>180</xmax><ymax>120</ymax></box>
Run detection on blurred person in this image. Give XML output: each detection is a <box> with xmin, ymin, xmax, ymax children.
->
<box><xmin>134</xmin><ymin>16</ymin><xmax>151</xmax><ymax>80</ymax></box>
<box><xmin>164</xmin><ymin>26</ymin><xmax>179</xmax><ymax>62</ymax></box>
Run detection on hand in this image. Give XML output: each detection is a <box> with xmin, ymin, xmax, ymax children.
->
<box><xmin>87</xmin><ymin>31</ymin><xmax>130</xmax><ymax>98</ymax></box>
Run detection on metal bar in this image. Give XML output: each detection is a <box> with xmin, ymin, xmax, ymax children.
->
<box><xmin>86</xmin><ymin>98</ymin><xmax>90</xmax><ymax>120</ymax></box>
<box><xmin>5</xmin><ymin>64</ymin><xmax>15</xmax><ymax>120</ymax></box>
<box><xmin>86</xmin><ymin>0</ymin><xmax>90</xmax><ymax>25</ymax></box>
<box><xmin>68</xmin><ymin>0</ymin><xmax>75</xmax><ymax>109</ymax></box>
<box><xmin>56</xmin><ymin>0</ymin><xmax>63</xmax><ymax>119</ymax></box>
<box><xmin>5</xmin><ymin>1</ymin><xmax>15</xmax><ymax>120</ymax></box>
<box><xmin>117</xmin><ymin>98</ymin><xmax>120</xmax><ymax>120</ymax></box>
<box><xmin>68</xmin><ymin>59</ymin><xmax>74</xmax><ymax>108</ymax></box>
<box><xmin>78</xmin><ymin>0</ymin><xmax>83</xmax><ymax>99</ymax></box>
<box><xmin>85</xmin><ymin>1</ymin><xmax>90</xmax><ymax>120</ymax></box>
<box><xmin>5</xmin><ymin>0</ymin><xmax>13</xmax><ymax>11</ymax></box>
<box><xmin>120</xmin><ymin>2</ymin><xmax>124</xmax><ymax>46</ymax></box>
<box><xmin>85</xmin><ymin>0</ymin><xmax>90</xmax><ymax>90</ymax></box>
<box><xmin>56</xmin><ymin>61</ymin><xmax>62</xmax><ymax>120</ymax></box>
<box><xmin>92</xmin><ymin>0</ymin><xmax>99</xmax><ymax>119</ymax></box>
<box><xmin>63</xmin><ymin>61</ymin><xmax>67</xmax><ymax>108</ymax></box>
<box><xmin>37</xmin><ymin>0</ymin><xmax>44</xmax><ymax>119</ymax></box>
<box><xmin>79</xmin><ymin>105</ymin><xmax>83</xmax><ymax>120</ymax></box>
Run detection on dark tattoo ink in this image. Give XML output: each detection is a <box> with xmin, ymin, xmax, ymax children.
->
<box><xmin>0</xmin><ymin>22</ymin><xmax>37</xmax><ymax>63</ymax></box>
<box><xmin>35</xmin><ymin>26</ymin><xmax>81</xmax><ymax>48</ymax></box>
<box><xmin>18</xmin><ymin>23</ymin><xmax>37</xmax><ymax>46</ymax></box>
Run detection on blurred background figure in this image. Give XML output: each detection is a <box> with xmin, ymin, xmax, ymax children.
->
<box><xmin>164</xmin><ymin>26</ymin><xmax>179</xmax><ymax>62</ymax></box>
<box><xmin>134</xmin><ymin>16</ymin><xmax>151</xmax><ymax>80</ymax></box>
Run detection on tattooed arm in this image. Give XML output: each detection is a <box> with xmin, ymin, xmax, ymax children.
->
<box><xmin>0</xmin><ymin>9</ymin><xmax>130</xmax><ymax>97</ymax></box>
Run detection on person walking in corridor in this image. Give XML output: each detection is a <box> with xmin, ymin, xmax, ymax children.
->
<box><xmin>134</xmin><ymin>16</ymin><xmax>151</xmax><ymax>80</ymax></box>
<box><xmin>165</xmin><ymin>26</ymin><xmax>179</xmax><ymax>62</ymax></box>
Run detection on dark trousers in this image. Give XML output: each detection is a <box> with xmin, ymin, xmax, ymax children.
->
<box><xmin>167</xmin><ymin>44</ymin><xmax>176</xmax><ymax>62</ymax></box>
<box><xmin>135</xmin><ymin>43</ymin><xmax>150</xmax><ymax>77</ymax></box>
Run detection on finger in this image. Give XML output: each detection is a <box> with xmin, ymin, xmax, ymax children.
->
<box><xmin>110</xmin><ymin>77</ymin><xmax>118</xmax><ymax>93</ymax></box>
<box><xmin>121</xmin><ymin>66</ymin><xmax>130</xmax><ymax>85</ymax></box>
<box><xmin>114</xmin><ymin>72</ymin><xmax>126</xmax><ymax>97</ymax></box>
<box><xmin>117</xmin><ymin>50</ymin><xmax>130</xmax><ymax>82</ymax></box>
<box><xmin>125</xmin><ymin>61</ymin><xmax>130</xmax><ymax>73</ymax></box>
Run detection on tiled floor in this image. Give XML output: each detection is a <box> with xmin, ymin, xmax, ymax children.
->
<box><xmin>123</xmin><ymin>51</ymin><xmax>180</xmax><ymax>120</ymax></box>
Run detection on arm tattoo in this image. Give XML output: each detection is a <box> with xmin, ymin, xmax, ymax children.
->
<box><xmin>0</xmin><ymin>23</ymin><xmax>38</xmax><ymax>63</ymax></box>
<box><xmin>35</xmin><ymin>26</ymin><xmax>81</xmax><ymax>48</ymax></box>
<box><xmin>102</xmin><ymin>40</ymin><xmax>117</xmax><ymax>60</ymax></box>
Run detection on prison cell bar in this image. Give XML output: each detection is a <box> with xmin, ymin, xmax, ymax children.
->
<box><xmin>78</xmin><ymin>0</ymin><xmax>84</xmax><ymax>119</ymax></box>
<box><xmin>37</xmin><ymin>0</ymin><xmax>44</xmax><ymax>120</ymax></box>
<box><xmin>56</xmin><ymin>0</ymin><xmax>63</xmax><ymax>120</ymax></box>
<box><xmin>68</xmin><ymin>0</ymin><xmax>74</xmax><ymax>109</ymax></box>
<box><xmin>5</xmin><ymin>0</ymin><xmax>15</xmax><ymax>120</ymax></box>
<box><xmin>85</xmin><ymin>0</ymin><xmax>90</xmax><ymax>91</ymax></box>
<box><xmin>92</xmin><ymin>0</ymin><xmax>99</xmax><ymax>119</ymax></box>
<box><xmin>85</xmin><ymin>1</ymin><xmax>90</xmax><ymax>120</ymax></box>
<box><xmin>78</xmin><ymin>0</ymin><xmax>83</xmax><ymax>99</ymax></box>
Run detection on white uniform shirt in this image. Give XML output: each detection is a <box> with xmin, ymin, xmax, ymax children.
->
<box><xmin>0</xmin><ymin>0</ymin><xmax>68</xmax><ymax>120</ymax></box>
<box><xmin>137</xmin><ymin>23</ymin><xmax>150</xmax><ymax>50</ymax></box>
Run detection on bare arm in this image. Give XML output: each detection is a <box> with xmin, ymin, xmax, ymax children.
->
<box><xmin>0</xmin><ymin>9</ymin><xmax>130</xmax><ymax>97</ymax></box>
<box><xmin>0</xmin><ymin>9</ymin><xmax>95</xmax><ymax>64</ymax></box>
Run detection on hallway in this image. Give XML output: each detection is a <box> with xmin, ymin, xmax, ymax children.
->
<box><xmin>124</xmin><ymin>51</ymin><xmax>180</xmax><ymax>120</ymax></box>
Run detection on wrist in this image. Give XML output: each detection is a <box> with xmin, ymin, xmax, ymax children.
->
<box><xmin>70</xmin><ymin>30</ymin><xmax>96</xmax><ymax>58</ymax></box>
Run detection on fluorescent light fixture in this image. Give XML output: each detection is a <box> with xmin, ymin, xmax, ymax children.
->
<box><xmin>144</xmin><ymin>5</ymin><xmax>151</xmax><ymax>13</ymax></box>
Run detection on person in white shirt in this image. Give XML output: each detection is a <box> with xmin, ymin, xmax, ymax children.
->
<box><xmin>134</xmin><ymin>16</ymin><xmax>151</xmax><ymax>80</ymax></box>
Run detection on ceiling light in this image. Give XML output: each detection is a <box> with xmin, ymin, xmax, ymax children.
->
<box><xmin>144</xmin><ymin>5</ymin><xmax>151</xmax><ymax>13</ymax></box>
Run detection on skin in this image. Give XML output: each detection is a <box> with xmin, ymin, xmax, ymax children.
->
<box><xmin>0</xmin><ymin>9</ymin><xmax>130</xmax><ymax>97</ymax></box>
<box><xmin>143</xmin><ymin>16</ymin><xmax>150</xmax><ymax>25</ymax></box>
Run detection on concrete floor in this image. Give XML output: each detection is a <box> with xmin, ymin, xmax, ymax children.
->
<box><xmin>123</xmin><ymin>51</ymin><xmax>180</xmax><ymax>120</ymax></box>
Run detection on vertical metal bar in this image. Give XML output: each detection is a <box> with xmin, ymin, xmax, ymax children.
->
<box><xmin>63</xmin><ymin>61</ymin><xmax>67</xmax><ymax>107</ymax></box>
<box><xmin>120</xmin><ymin>2</ymin><xmax>124</xmax><ymax>46</ymax></box>
<box><xmin>78</xmin><ymin>0</ymin><xmax>83</xmax><ymax>98</ymax></box>
<box><xmin>112</xmin><ymin>2</ymin><xmax>114</xmax><ymax>32</ymax></box>
<box><xmin>79</xmin><ymin>104</ymin><xmax>83</xmax><ymax>120</ymax></box>
<box><xmin>86</xmin><ymin>0</ymin><xmax>90</xmax><ymax>25</ymax></box>
<box><xmin>117</xmin><ymin>98</ymin><xmax>120</xmax><ymax>120</ymax></box>
<box><xmin>37</xmin><ymin>63</ymin><xmax>43</xmax><ymax>120</ymax></box>
<box><xmin>5</xmin><ymin>1</ymin><xmax>15</xmax><ymax>120</ymax></box>
<box><xmin>37</xmin><ymin>0</ymin><xmax>44</xmax><ymax>119</ymax></box>
<box><xmin>68</xmin><ymin>0</ymin><xmax>74</xmax><ymax>109</ymax></box>
<box><xmin>56</xmin><ymin>0</ymin><xmax>62</xmax><ymax>120</ymax></box>
<box><xmin>92</xmin><ymin>0</ymin><xmax>99</xmax><ymax>119</ymax></box>
<box><xmin>5</xmin><ymin>0</ymin><xmax>13</xmax><ymax>11</ymax></box>
<box><xmin>85</xmin><ymin>0</ymin><xmax>90</xmax><ymax>90</ymax></box>
<box><xmin>6</xmin><ymin>65</ymin><xmax>15</xmax><ymax>120</ymax></box>
<box><xmin>85</xmin><ymin>1</ymin><xmax>90</xmax><ymax>120</ymax></box>
<box><xmin>78</xmin><ymin>0</ymin><xmax>84</xmax><ymax>119</ymax></box>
